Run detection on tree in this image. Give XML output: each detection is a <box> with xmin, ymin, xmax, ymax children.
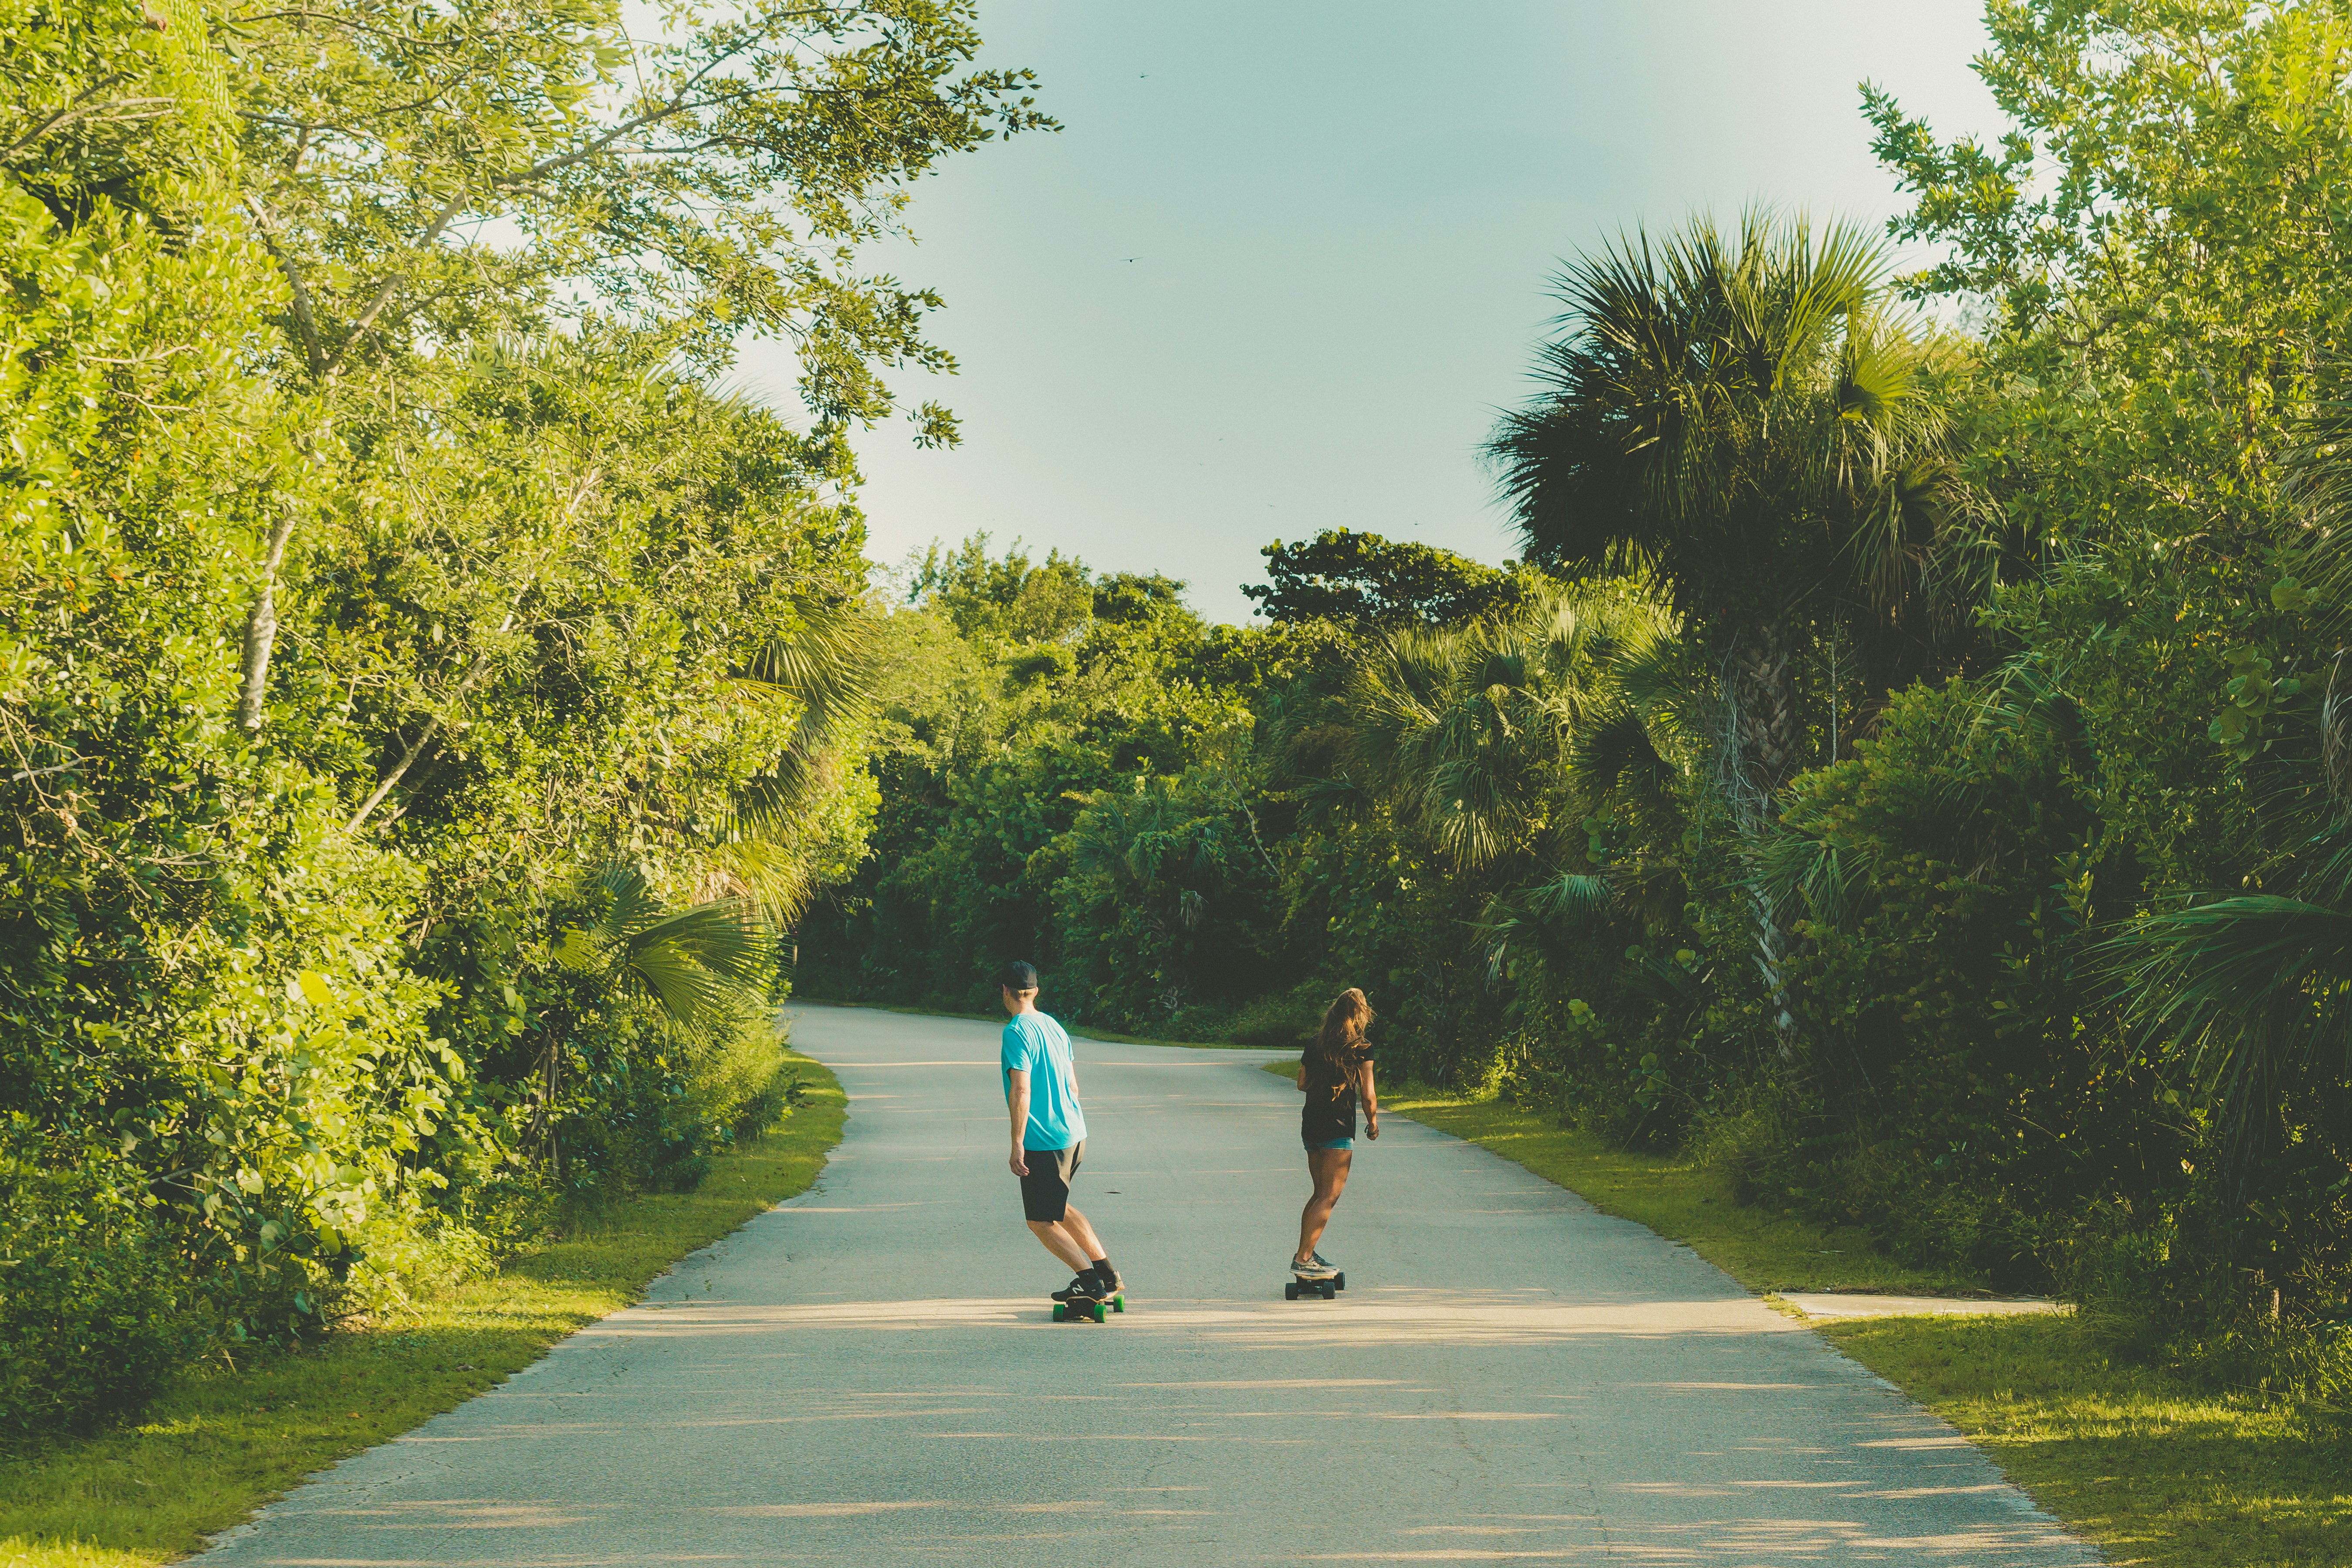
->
<box><xmin>1338</xmin><ymin>582</ymin><xmax>1663</xmax><ymax>873</ymax></box>
<box><xmin>184</xmin><ymin>0</ymin><xmax>1051</xmax><ymax>733</ymax></box>
<box><xmin>1487</xmin><ymin>211</ymin><xmax>1970</xmax><ymax>815</ymax></box>
<box><xmin>1865</xmin><ymin>0</ymin><xmax>2352</xmax><ymax>476</ymax></box>
<box><xmin>1486</xmin><ymin>212</ymin><xmax>1975</xmax><ymax>1042</ymax></box>
<box><xmin>1243</xmin><ymin>528</ymin><xmax>1517</xmax><ymax>628</ymax></box>
<box><xmin>1289</xmin><ymin>579</ymin><xmax>1692</xmax><ymax>1085</ymax></box>
<box><xmin>904</xmin><ymin>533</ymin><xmax>1094</xmax><ymax>647</ymax></box>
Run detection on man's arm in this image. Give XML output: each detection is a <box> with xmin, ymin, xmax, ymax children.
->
<box><xmin>1007</xmin><ymin>1068</ymin><xmax>1031</xmax><ymax>1176</ymax></box>
<box><xmin>1361</xmin><ymin>1060</ymin><xmax>1379</xmax><ymax>1139</ymax></box>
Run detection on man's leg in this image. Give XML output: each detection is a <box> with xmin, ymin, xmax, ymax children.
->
<box><xmin>1058</xmin><ymin>1203</ymin><xmax>1107</xmax><ymax>1263</ymax></box>
<box><xmin>1026</xmin><ymin>1217</ymin><xmax>1090</xmax><ymax>1271</ymax></box>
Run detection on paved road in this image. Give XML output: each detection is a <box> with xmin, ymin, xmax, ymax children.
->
<box><xmin>203</xmin><ymin>1004</ymin><xmax>2099</xmax><ymax>1565</ymax></box>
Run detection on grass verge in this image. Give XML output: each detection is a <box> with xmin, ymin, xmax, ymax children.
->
<box><xmin>0</xmin><ymin>1051</ymin><xmax>846</xmax><ymax>1568</ymax></box>
<box><xmin>1281</xmin><ymin>1063</ymin><xmax>2352</xmax><ymax>1568</ymax></box>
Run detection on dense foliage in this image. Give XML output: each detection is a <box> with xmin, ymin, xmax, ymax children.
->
<box><xmin>0</xmin><ymin>0</ymin><xmax>1037</xmax><ymax>1431</ymax></box>
<box><xmin>803</xmin><ymin>3</ymin><xmax>2352</xmax><ymax>1396</ymax></box>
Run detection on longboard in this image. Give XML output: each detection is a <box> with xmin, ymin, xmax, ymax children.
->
<box><xmin>1284</xmin><ymin>1271</ymin><xmax>1346</xmax><ymax>1301</ymax></box>
<box><xmin>1051</xmin><ymin>1290</ymin><xmax>1126</xmax><ymax>1323</ymax></box>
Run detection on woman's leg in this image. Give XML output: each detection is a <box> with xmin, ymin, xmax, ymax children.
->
<box><xmin>1295</xmin><ymin>1149</ymin><xmax>1354</xmax><ymax>1263</ymax></box>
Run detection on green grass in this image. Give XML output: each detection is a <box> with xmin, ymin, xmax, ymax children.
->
<box><xmin>1828</xmin><ymin>1314</ymin><xmax>2350</xmax><ymax>1567</ymax></box>
<box><xmin>1282</xmin><ymin>1063</ymin><xmax>2352</xmax><ymax>1567</ymax></box>
<box><xmin>0</xmin><ymin>1052</ymin><xmax>846</xmax><ymax>1568</ymax></box>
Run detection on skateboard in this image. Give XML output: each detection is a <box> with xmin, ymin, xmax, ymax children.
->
<box><xmin>1284</xmin><ymin>1270</ymin><xmax>1346</xmax><ymax>1301</ymax></box>
<box><xmin>1051</xmin><ymin>1288</ymin><xmax>1126</xmax><ymax>1323</ymax></box>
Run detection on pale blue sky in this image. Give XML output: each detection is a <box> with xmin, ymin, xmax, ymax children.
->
<box><xmin>734</xmin><ymin>2</ymin><xmax>2009</xmax><ymax>623</ymax></box>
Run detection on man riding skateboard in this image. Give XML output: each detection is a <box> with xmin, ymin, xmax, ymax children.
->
<box><xmin>1000</xmin><ymin>961</ymin><xmax>1122</xmax><ymax>1304</ymax></box>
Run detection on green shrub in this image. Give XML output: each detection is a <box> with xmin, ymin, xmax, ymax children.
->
<box><xmin>1689</xmin><ymin>1101</ymin><xmax>1783</xmax><ymax>1208</ymax></box>
<box><xmin>731</xmin><ymin>1065</ymin><xmax>811</xmax><ymax>1141</ymax></box>
<box><xmin>1225</xmin><ymin>980</ymin><xmax>1335</xmax><ymax>1047</ymax></box>
<box><xmin>682</xmin><ymin>997</ymin><xmax>794</xmax><ymax>1139</ymax></box>
<box><xmin>0</xmin><ymin>1125</ymin><xmax>199</xmax><ymax>1435</ymax></box>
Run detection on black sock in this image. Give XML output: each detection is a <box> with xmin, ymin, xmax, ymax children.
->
<box><xmin>1090</xmin><ymin>1256</ymin><xmax>1113</xmax><ymax>1277</ymax></box>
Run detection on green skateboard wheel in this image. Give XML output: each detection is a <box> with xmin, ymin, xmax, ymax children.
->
<box><xmin>1052</xmin><ymin>1303</ymin><xmax>1066</xmax><ymax>1321</ymax></box>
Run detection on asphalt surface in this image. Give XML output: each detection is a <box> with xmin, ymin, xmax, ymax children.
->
<box><xmin>200</xmin><ymin>1004</ymin><xmax>2100</xmax><ymax>1566</ymax></box>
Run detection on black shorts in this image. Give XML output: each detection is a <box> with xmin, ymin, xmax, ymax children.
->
<box><xmin>1018</xmin><ymin>1140</ymin><xmax>1085</xmax><ymax>1222</ymax></box>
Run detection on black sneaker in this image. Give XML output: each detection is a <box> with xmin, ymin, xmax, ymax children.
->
<box><xmin>1092</xmin><ymin>1263</ymin><xmax>1124</xmax><ymax>1294</ymax></box>
<box><xmin>1051</xmin><ymin>1273</ymin><xmax>1099</xmax><ymax>1303</ymax></box>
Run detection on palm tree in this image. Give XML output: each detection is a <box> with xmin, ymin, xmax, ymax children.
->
<box><xmin>1328</xmin><ymin>581</ymin><xmax>1688</xmax><ymax>949</ymax></box>
<box><xmin>1487</xmin><ymin>212</ymin><xmax>1974</xmax><ymax>1033</ymax></box>
<box><xmin>1486</xmin><ymin>210</ymin><xmax>1970</xmax><ymax>821</ymax></box>
<box><xmin>1340</xmin><ymin>582</ymin><xmax>1663</xmax><ymax>868</ymax></box>
<box><xmin>533</xmin><ymin>596</ymin><xmax>881</xmax><ymax>1170</ymax></box>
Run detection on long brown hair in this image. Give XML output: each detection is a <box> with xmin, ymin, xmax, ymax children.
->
<box><xmin>1312</xmin><ymin>988</ymin><xmax>1373</xmax><ymax>1091</ymax></box>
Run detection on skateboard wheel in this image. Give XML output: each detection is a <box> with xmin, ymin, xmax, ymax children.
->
<box><xmin>1335</xmin><ymin>1272</ymin><xmax>1346</xmax><ymax>1291</ymax></box>
<box><xmin>1319</xmin><ymin>1282</ymin><xmax>1336</xmax><ymax>1300</ymax></box>
<box><xmin>1111</xmin><ymin>1295</ymin><xmax>1125</xmax><ymax>1313</ymax></box>
<box><xmin>1284</xmin><ymin>1282</ymin><xmax>1300</xmax><ymax>1301</ymax></box>
<box><xmin>1052</xmin><ymin>1303</ymin><xmax>1066</xmax><ymax>1321</ymax></box>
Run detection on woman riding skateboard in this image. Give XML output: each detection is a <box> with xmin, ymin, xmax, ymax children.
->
<box><xmin>1292</xmin><ymin>987</ymin><xmax>1377</xmax><ymax>1279</ymax></box>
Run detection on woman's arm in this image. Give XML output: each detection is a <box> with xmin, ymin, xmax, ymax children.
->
<box><xmin>1360</xmin><ymin>1060</ymin><xmax>1379</xmax><ymax>1139</ymax></box>
<box><xmin>1295</xmin><ymin>1056</ymin><xmax>1307</xmax><ymax>1092</ymax></box>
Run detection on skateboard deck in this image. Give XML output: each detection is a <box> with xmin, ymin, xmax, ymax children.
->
<box><xmin>1284</xmin><ymin>1270</ymin><xmax>1345</xmax><ymax>1300</ymax></box>
<box><xmin>1051</xmin><ymin>1290</ymin><xmax>1126</xmax><ymax>1323</ymax></box>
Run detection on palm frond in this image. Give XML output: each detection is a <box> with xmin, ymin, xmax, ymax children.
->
<box><xmin>2102</xmin><ymin>893</ymin><xmax>2352</xmax><ymax>1182</ymax></box>
<box><xmin>2104</xmin><ymin>896</ymin><xmax>2352</xmax><ymax>1075</ymax></box>
<box><xmin>569</xmin><ymin>862</ymin><xmax>662</xmax><ymax>945</ymax></box>
<box><xmin>554</xmin><ymin>863</ymin><xmax>776</xmax><ymax>1031</ymax></box>
<box><xmin>1524</xmin><ymin>871</ymin><xmax>1616</xmax><ymax>927</ymax></box>
<box><xmin>624</xmin><ymin>938</ymin><xmax>733</xmax><ymax>1027</ymax></box>
<box><xmin>1750</xmin><ymin>829</ymin><xmax>1867</xmax><ymax>931</ymax></box>
<box><xmin>737</xmin><ymin>595</ymin><xmax>882</xmax><ymax>754</ymax></box>
<box><xmin>1571</xmin><ymin>707</ymin><xmax>1669</xmax><ymax>801</ymax></box>
<box><xmin>627</xmin><ymin>898</ymin><xmax>771</xmax><ymax>988</ymax></box>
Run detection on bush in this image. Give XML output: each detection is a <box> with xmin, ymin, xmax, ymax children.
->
<box><xmin>1225</xmin><ymin>980</ymin><xmax>1336</xmax><ymax>1047</ymax></box>
<box><xmin>0</xmin><ymin>1125</ymin><xmax>199</xmax><ymax>1435</ymax></box>
<box><xmin>683</xmin><ymin>997</ymin><xmax>794</xmax><ymax>1140</ymax></box>
<box><xmin>1689</xmin><ymin>1101</ymin><xmax>1783</xmax><ymax>1208</ymax></box>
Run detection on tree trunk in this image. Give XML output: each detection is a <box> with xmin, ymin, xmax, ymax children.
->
<box><xmin>1725</xmin><ymin>617</ymin><xmax>1804</xmax><ymax>1054</ymax></box>
<box><xmin>236</xmin><ymin>511</ymin><xmax>301</xmax><ymax>733</ymax></box>
<box><xmin>1730</xmin><ymin>618</ymin><xmax>1803</xmax><ymax>806</ymax></box>
<box><xmin>346</xmin><ymin>613</ymin><xmax>515</xmax><ymax>832</ymax></box>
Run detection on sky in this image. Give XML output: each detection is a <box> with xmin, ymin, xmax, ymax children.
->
<box><xmin>732</xmin><ymin>2</ymin><xmax>2013</xmax><ymax>624</ymax></box>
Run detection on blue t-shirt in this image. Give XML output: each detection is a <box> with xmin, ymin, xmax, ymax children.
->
<box><xmin>1001</xmin><ymin>1011</ymin><xmax>1086</xmax><ymax>1151</ymax></box>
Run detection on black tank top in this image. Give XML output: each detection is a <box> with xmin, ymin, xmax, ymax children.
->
<box><xmin>1301</xmin><ymin>1044</ymin><xmax>1372</xmax><ymax>1145</ymax></box>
